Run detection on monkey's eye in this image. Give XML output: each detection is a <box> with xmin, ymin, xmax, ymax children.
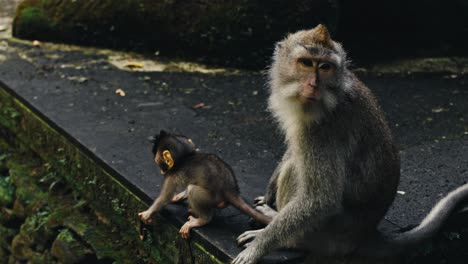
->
<box><xmin>298</xmin><ymin>58</ymin><xmax>314</xmax><ymax>67</ymax></box>
<box><xmin>318</xmin><ymin>62</ymin><xmax>333</xmax><ymax>72</ymax></box>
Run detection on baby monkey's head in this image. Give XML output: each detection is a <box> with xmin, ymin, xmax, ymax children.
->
<box><xmin>151</xmin><ymin>130</ymin><xmax>196</xmax><ymax>174</ymax></box>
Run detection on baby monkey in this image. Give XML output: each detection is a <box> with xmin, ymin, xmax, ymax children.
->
<box><xmin>138</xmin><ymin>130</ymin><xmax>271</xmax><ymax>239</ymax></box>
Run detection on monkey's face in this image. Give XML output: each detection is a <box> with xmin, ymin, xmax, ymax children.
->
<box><xmin>269</xmin><ymin>25</ymin><xmax>348</xmax><ymax>122</ymax></box>
<box><xmin>293</xmin><ymin>53</ymin><xmax>339</xmax><ymax>109</ymax></box>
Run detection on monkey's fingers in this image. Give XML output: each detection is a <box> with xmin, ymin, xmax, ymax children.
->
<box><xmin>253</xmin><ymin>196</ymin><xmax>266</xmax><ymax>206</ymax></box>
<box><xmin>255</xmin><ymin>204</ymin><xmax>278</xmax><ymax>218</ymax></box>
<box><xmin>232</xmin><ymin>247</ymin><xmax>256</xmax><ymax>264</ymax></box>
<box><xmin>179</xmin><ymin>224</ymin><xmax>191</xmax><ymax>239</ymax></box>
<box><xmin>237</xmin><ymin>228</ymin><xmax>264</xmax><ymax>246</ymax></box>
<box><xmin>138</xmin><ymin>212</ymin><xmax>153</xmax><ymax>225</ymax></box>
<box><xmin>136</xmin><ymin>214</ymin><xmax>145</xmax><ymax>240</ymax></box>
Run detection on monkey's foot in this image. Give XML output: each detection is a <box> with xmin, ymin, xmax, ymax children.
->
<box><xmin>179</xmin><ymin>217</ymin><xmax>209</xmax><ymax>239</ymax></box>
<box><xmin>232</xmin><ymin>245</ymin><xmax>260</xmax><ymax>264</ymax></box>
<box><xmin>255</xmin><ymin>204</ymin><xmax>278</xmax><ymax>218</ymax></box>
<box><xmin>172</xmin><ymin>190</ymin><xmax>188</xmax><ymax>203</ymax></box>
<box><xmin>237</xmin><ymin>228</ymin><xmax>264</xmax><ymax>247</ymax></box>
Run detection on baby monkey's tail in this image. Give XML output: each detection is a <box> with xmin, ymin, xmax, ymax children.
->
<box><xmin>226</xmin><ymin>193</ymin><xmax>272</xmax><ymax>225</ymax></box>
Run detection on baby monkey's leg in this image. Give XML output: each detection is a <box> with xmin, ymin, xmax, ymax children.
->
<box><xmin>179</xmin><ymin>216</ymin><xmax>211</xmax><ymax>239</ymax></box>
<box><xmin>172</xmin><ymin>189</ymin><xmax>188</xmax><ymax>203</ymax></box>
<box><xmin>179</xmin><ymin>185</ymin><xmax>216</xmax><ymax>239</ymax></box>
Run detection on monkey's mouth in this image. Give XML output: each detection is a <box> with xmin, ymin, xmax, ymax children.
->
<box><xmin>298</xmin><ymin>95</ymin><xmax>319</xmax><ymax>103</ymax></box>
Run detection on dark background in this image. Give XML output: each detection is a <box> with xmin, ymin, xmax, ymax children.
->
<box><xmin>12</xmin><ymin>0</ymin><xmax>468</xmax><ymax>69</ymax></box>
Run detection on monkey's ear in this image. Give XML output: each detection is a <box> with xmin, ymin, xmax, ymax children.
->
<box><xmin>312</xmin><ymin>24</ymin><xmax>332</xmax><ymax>47</ymax></box>
<box><xmin>162</xmin><ymin>150</ymin><xmax>174</xmax><ymax>169</ymax></box>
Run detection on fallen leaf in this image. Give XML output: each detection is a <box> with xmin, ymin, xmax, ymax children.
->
<box><xmin>125</xmin><ymin>62</ymin><xmax>144</xmax><ymax>69</ymax></box>
<box><xmin>431</xmin><ymin>107</ymin><xmax>447</xmax><ymax>113</ymax></box>
<box><xmin>115</xmin><ymin>88</ymin><xmax>126</xmax><ymax>96</ymax></box>
<box><xmin>67</xmin><ymin>76</ymin><xmax>88</xmax><ymax>83</ymax></box>
<box><xmin>192</xmin><ymin>102</ymin><xmax>211</xmax><ymax>109</ymax></box>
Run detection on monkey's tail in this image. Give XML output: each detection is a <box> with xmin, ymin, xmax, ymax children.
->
<box><xmin>226</xmin><ymin>193</ymin><xmax>272</xmax><ymax>225</ymax></box>
<box><xmin>359</xmin><ymin>183</ymin><xmax>468</xmax><ymax>258</ymax></box>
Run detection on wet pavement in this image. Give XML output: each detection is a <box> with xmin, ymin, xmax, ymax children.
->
<box><xmin>0</xmin><ymin>19</ymin><xmax>467</xmax><ymax>262</ymax></box>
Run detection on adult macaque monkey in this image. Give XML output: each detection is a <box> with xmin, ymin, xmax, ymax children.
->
<box><xmin>138</xmin><ymin>130</ymin><xmax>271</xmax><ymax>239</ymax></box>
<box><xmin>233</xmin><ymin>24</ymin><xmax>468</xmax><ymax>264</ymax></box>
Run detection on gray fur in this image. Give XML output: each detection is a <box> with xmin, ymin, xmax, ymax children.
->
<box><xmin>233</xmin><ymin>25</ymin><xmax>468</xmax><ymax>264</ymax></box>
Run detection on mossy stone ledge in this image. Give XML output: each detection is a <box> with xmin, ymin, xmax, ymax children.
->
<box><xmin>0</xmin><ymin>82</ymin><xmax>227</xmax><ymax>263</ymax></box>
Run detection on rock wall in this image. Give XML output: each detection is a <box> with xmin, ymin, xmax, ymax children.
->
<box><xmin>0</xmin><ymin>138</ymin><xmax>137</xmax><ymax>263</ymax></box>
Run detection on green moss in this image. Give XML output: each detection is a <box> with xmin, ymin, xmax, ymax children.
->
<box><xmin>194</xmin><ymin>242</ymin><xmax>225</xmax><ymax>264</ymax></box>
<box><xmin>51</xmin><ymin>229</ymin><xmax>93</xmax><ymax>263</ymax></box>
<box><xmin>0</xmin><ymin>106</ymin><xmax>20</xmax><ymax>130</ymax></box>
<box><xmin>0</xmin><ymin>177</ymin><xmax>14</xmax><ymax>207</ymax></box>
<box><xmin>0</xmin><ymin>225</ymin><xmax>17</xmax><ymax>249</ymax></box>
<box><xmin>7</xmin><ymin>157</ymin><xmax>47</xmax><ymax>209</ymax></box>
<box><xmin>14</xmin><ymin>7</ymin><xmax>53</xmax><ymax>40</ymax></box>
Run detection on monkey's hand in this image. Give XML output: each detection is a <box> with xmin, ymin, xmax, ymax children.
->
<box><xmin>255</xmin><ymin>193</ymin><xmax>275</xmax><ymax>207</ymax></box>
<box><xmin>138</xmin><ymin>210</ymin><xmax>154</xmax><ymax>225</ymax></box>
<box><xmin>254</xmin><ymin>196</ymin><xmax>266</xmax><ymax>206</ymax></box>
<box><xmin>255</xmin><ymin>204</ymin><xmax>278</xmax><ymax>219</ymax></box>
<box><xmin>232</xmin><ymin>244</ymin><xmax>262</xmax><ymax>264</ymax></box>
<box><xmin>237</xmin><ymin>228</ymin><xmax>264</xmax><ymax>247</ymax></box>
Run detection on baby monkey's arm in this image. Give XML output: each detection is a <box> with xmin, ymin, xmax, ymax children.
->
<box><xmin>139</xmin><ymin>177</ymin><xmax>177</xmax><ymax>224</ymax></box>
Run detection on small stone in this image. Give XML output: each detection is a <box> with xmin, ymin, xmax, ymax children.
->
<box><xmin>11</xmin><ymin>234</ymin><xmax>33</xmax><ymax>261</ymax></box>
<box><xmin>115</xmin><ymin>88</ymin><xmax>126</xmax><ymax>96</ymax></box>
<box><xmin>32</xmin><ymin>40</ymin><xmax>41</xmax><ymax>47</ymax></box>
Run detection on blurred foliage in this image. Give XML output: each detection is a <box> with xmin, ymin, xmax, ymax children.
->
<box><xmin>13</xmin><ymin>0</ymin><xmax>338</xmax><ymax>69</ymax></box>
<box><xmin>11</xmin><ymin>0</ymin><xmax>468</xmax><ymax>68</ymax></box>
